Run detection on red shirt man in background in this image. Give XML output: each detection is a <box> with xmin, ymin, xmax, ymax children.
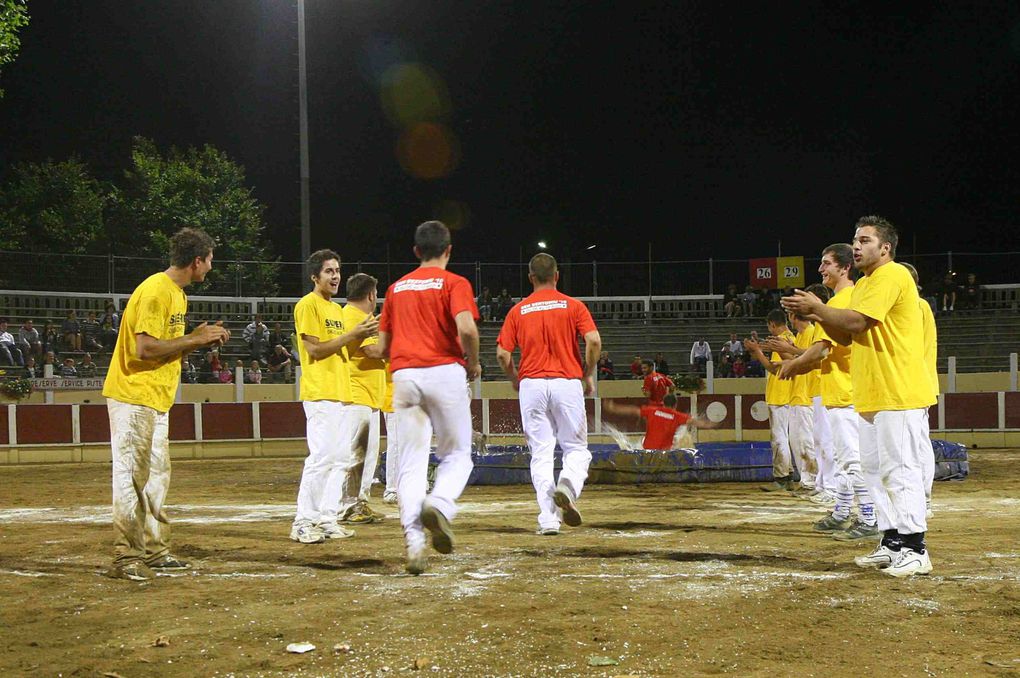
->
<box><xmin>641</xmin><ymin>359</ymin><xmax>674</xmax><ymax>405</ymax></box>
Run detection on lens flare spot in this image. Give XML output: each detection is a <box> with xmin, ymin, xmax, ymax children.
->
<box><xmin>381</xmin><ymin>63</ymin><xmax>451</xmax><ymax>126</ymax></box>
<box><xmin>397</xmin><ymin>123</ymin><xmax>460</xmax><ymax>179</ymax></box>
<box><xmin>435</xmin><ymin>200</ymin><xmax>471</xmax><ymax>230</ymax></box>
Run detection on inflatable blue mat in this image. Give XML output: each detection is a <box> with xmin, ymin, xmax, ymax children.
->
<box><xmin>381</xmin><ymin>440</ymin><xmax>968</xmax><ymax>486</ymax></box>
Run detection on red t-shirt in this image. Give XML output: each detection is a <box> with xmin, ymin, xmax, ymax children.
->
<box><xmin>379</xmin><ymin>267</ymin><xmax>479</xmax><ymax>372</ymax></box>
<box><xmin>496</xmin><ymin>289</ymin><xmax>597</xmax><ymax>379</ymax></box>
<box><xmin>643</xmin><ymin>371</ymin><xmax>674</xmax><ymax>405</ymax></box>
<box><xmin>640</xmin><ymin>405</ymin><xmax>691</xmax><ymax>450</ymax></box>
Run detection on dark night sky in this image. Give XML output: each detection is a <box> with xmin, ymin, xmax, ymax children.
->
<box><xmin>2</xmin><ymin>1</ymin><xmax>1019</xmax><ymax>267</ymax></box>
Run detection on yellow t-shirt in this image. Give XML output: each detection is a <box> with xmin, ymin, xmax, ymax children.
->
<box><xmin>382</xmin><ymin>364</ymin><xmax>394</xmax><ymax>413</ymax></box>
<box><xmin>764</xmin><ymin>328</ymin><xmax>795</xmax><ymax>406</ymax></box>
<box><xmin>294</xmin><ymin>292</ymin><xmax>351</xmax><ymax>402</ymax></box>
<box><xmin>789</xmin><ymin>324</ymin><xmax>821</xmax><ymax>406</ymax></box>
<box><xmin>849</xmin><ymin>261</ymin><xmax>937</xmax><ymax>412</ymax></box>
<box><xmin>341</xmin><ymin>304</ymin><xmax>386</xmax><ymax>410</ymax></box>
<box><xmin>815</xmin><ymin>285</ymin><xmax>854</xmax><ymax>408</ymax></box>
<box><xmin>102</xmin><ymin>272</ymin><xmax>188</xmax><ymax>413</ymax></box>
<box><xmin>920</xmin><ymin>298</ymin><xmax>939</xmax><ymax>397</ymax></box>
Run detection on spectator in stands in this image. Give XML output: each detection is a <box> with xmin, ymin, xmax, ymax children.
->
<box><xmin>959</xmin><ymin>273</ymin><xmax>981</xmax><ymax>312</ymax></box>
<box><xmin>82</xmin><ymin>311</ymin><xmax>104</xmax><ymax>352</ymax></box>
<box><xmin>100</xmin><ymin>302</ymin><xmax>120</xmax><ymax>331</ymax></box>
<box><xmin>25</xmin><ymin>355</ymin><xmax>38</xmax><ymax>378</ymax></box>
<box><xmin>267</xmin><ymin>343</ymin><xmax>293</xmax><ymax>382</ymax></box>
<box><xmin>182</xmin><ymin>356</ymin><xmax>198</xmax><ymax>384</ymax></box>
<box><xmin>630</xmin><ymin>354</ymin><xmax>643</xmax><ymax>379</ymax></box>
<box><xmin>597</xmin><ymin>351</ymin><xmax>615</xmax><ymax>380</ymax></box>
<box><xmin>199</xmin><ymin>350</ymin><xmax>219</xmax><ymax>383</ymax></box>
<box><xmin>243</xmin><ymin>314</ymin><xmax>270</xmax><ymax>361</ymax></box>
<box><xmin>690</xmin><ymin>338</ymin><xmax>711</xmax><ymax>376</ymax></box>
<box><xmin>722</xmin><ymin>333</ymin><xmax>744</xmax><ymax>360</ymax></box>
<box><xmin>641</xmin><ymin>359</ymin><xmax>674</xmax><ymax>405</ymax></box>
<box><xmin>495</xmin><ymin>288</ymin><xmax>514</xmax><ymax>321</ymax></box>
<box><xmin>732</xmin><ymin>354</ymin><xmax>747</xmax><ymax>378</ymax></box>
<box><xmin>246</xmin><ymin>359</ymin><xmax>263</xmax><ymax>384</ymax></box>
<box><xmin>723</xmin><ymin>284</ymin><xmax>742</xmax><ymax>318</ymax></box>
<box><xmin>61</xmin><ymin>310</ymin><xmax>82</xmax><ymax>352</ymax></box>
<box><xmin>937</xmin><ymin>272</ymin><xmax>957</xmax><ymax>313</ymax></box>
<box><xmin>218</xmin><ymin>363</ymin><xmax>234</xmax><ymax>383</ymax></box>
<box><xmin>78</xmin><ymin>353</ymin><xmax>98</xmax><ymax>378</ymax></box>
<box><xmin>0</xmin><ymin>320</ymin><xmax>25</xmax><ymax>366</ymax></box>
<box><xmin>42</xmin><ymin>350</ymin><xmax>57</xmax><ymax>373</ymax></box>
<box><xmin>267</xmin><ymin>322</ymin><xmax>290</xmax><ymax>356</ymax></box>
<box><xmin>100</xmin><ymin>317</ymin><xmax>118</xmax><ymax>350</ymax></box>
<box><xmin>716</xmin><ymin>352</ymin><xmax>734</xmax><ymax>378</ymax></box>
<box><xmin>654</xmin><ymin>352</ymin><xmax>670</xmax><ymax>376</ymax></box>
<box><xmin>739</xmin><ymin>285</ymin><xmax>758</xmax><ymax>317</ymax></box>
<box><xmin>477</xmin><ymin>286</ymin><xmax>493</xmax><ymax>321</ymax></box>
<box><xmin>60</xmin><ymin>357</ymin><xmax>78</xmax><ymax>378</ymax></box>
<box><xmin>17</xmin><ymin>319</ymin><xmax>42</xmax><ymax>359</ymax></box>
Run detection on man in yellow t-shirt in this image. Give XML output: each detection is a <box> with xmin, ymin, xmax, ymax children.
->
<box><xmin>745</xmin><ymin>309</ymin><xmax>795</xmax><ymax>490</ymax></box>
<box><xmin>102</xmin><ymin>228</ymin><xmax>230</xmax><ymax>581</ymax></box>
<box><xmin>336</xmin><ymin>273</ymin><xmax>388</xmax><ymax>525</ymax></box>
<box><xmin>784</xmin><ymin>216</ymin><xmax>938</xmax><ymax>577</ymax></box>
<box><xmin>902</xmin><ymin>262</ymin><xmax>939</xmax><ymax>517</ymax></box>
<box><xmin>290</xmin><ymin>250</ymin><xmax>379</xmax><ymax>544</ymax></box>
<box><xmin>780</xmin><ymin>245</ymin><xmax>877</xmax><ymax>540</ymax></box>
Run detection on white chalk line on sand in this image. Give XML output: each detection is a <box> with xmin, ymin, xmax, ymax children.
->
<box><xmin>0</xmin><ymin>569</ymin><xmax>64</xmax><ymax>578</ymax></box>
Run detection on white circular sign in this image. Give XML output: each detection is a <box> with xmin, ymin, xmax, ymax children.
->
<box><xmin>750</xmin><ymin>400</ymin><xmax>770</xmax><ymax>422</ymax></box>
<box><xmin>705</xmin><ymin>401</ymin><xmax>727</xmax><ymax>423</ymax></box>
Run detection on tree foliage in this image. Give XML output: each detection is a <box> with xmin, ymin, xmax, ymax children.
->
<box><xmin>0</xmin><ymin>0</ymin><xmax>30</xmax><ymax>98</ymax></box>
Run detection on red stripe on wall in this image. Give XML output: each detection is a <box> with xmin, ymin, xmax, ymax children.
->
<box><xmin>17</xmin><ymin>404</ymin><xmax>73</xmax><ymax>444</ymax></box>
<box><xmin>1005</xmin><ymin>392</ymin><xmax>1020</xmax><ymax>429</ymax></box>
<box><xmin>259</xmin><ymin>402</ymin><xmax>306</xmax><ymax>439</ymax></box>
<box><xmin>79</xmin><ymin>404</ymin><xmax>111</xmax><ymax>443</ymax></box>
<box><xmin>0</xmin><ymin>406</ymin><xmax>8</xmax><ymax>445</ymax></box>
<box><xmin>201</xmin><ymin>403</ymin><xmax>254</xmax><ymax>440</ymax></box>
<box><xmin>697</xmin><ymin>394</ymin><xmax>736</xmax><ymax>429</ymax></box>
<box><xmin>741</xmin><ymin>396</ymin><xmax>770</xmax><ymax>430</ymax></box>
<box><xmin>169</xmin><ymin>404</ymin><xmax>196</xmax><ymax>441</ymax></box>
<box><xmin>944</xmin><ymin>393</ymin><xmax>998</xmax><ymax>430</ymax></box>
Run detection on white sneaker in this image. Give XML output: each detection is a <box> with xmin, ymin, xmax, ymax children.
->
<box><xmin>854</xmin><ymin>544</ymin><xmax>899</xmax><ymax>569</ymax></box>
<box><xmin>808</xmin><ymin>490</ymin><xmax>837</xmax><ymax>506</ymax></box>
<box><xmin>405</xmin><ymin>546</ymin><xmax>428</xmax><ymax>575</ymax></box>
<box><xmin>536</xmin><ymin>526</ymin><xmax>560</xmax><ymax>536</ymax></box>
<box><xmin>290</xmin><ymin>523</ymin><xmax>326</xmax><ymax>544</ymax></box>
<box><xmin>317</xmin><ymin>522</ymin><xmax>355</xmax><ymax>540</ymax></box>
<box><xmin>883</xmin><ymin>548</ymin><xmax>933</xmax><ymax>577</ymax></box>
<box><xmin>383</xmin><ymin>491</ymin><xmax>398</xmax><ymax>505</ymax></box>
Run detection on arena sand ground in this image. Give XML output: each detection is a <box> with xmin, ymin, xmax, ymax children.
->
<box><xmin>1</xmin><ymin>449</ymin><xmax>1019</xmax><ymax>677</ymax></box>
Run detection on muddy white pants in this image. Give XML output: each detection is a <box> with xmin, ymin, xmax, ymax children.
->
<box><xmin>768</xmin><ymin>405</ymin><xmax>792</xmax><ymax>479</ymax></box>
<box><xmin>920</xmin><ymin>407</ymin><xmax>935</xmax><ymax>502</ymax></box>
<box><xmin>393</xmin><ymin>364</ymin><xmax>474</xmax><ymax>551</ymax></box>
<box><xmin>859</xmin><ymin>409</ymin><xmax>929</xmax><ymax>535</ymax></box>
<box><xmin>294</xmin><ymin>400</ymin><xmax>352</xmax><ymax>526</ymax></box>
<box><xmin>812</xmin><ymin>396</ymin><xmax>836</xmax><ymax>493</ymax></box>
<box><xmin>339</xmin><ymin>405</ymin><xmax>380</xmax><ymax>515</ymax></box>
<box><xmin>519</xmin><ymin>378</ymin><xmax>592</xmax><ymax>531</ymax></box>
<box><xmin>827</xmin><ymin>405</ymin><xmax>874</xmax><ymax>520</ymax></box>
<box><xmin>107</xmin><ymin>398</ymin><xmax>171</xmax><ymax>565</ymax></box>
<box><xmin>789</xmin><ymin>405</ymin><xmax>817</xmax><ymax>488</ymax></box>
<box><xmin>383</xmin><ymin>411</ymin><xmax>398</xmax><ymax>496</ymax></box>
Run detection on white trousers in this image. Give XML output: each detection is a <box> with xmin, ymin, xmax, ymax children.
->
<box><xmin>519</xmin><ymin>378</ymin><xmax>592</xmax><ymax>530</ymax></box>
<box><xmin>768</xmin><ymin>405</ymin><xmax>792</xmax><ymax>479</ymax></box>
<box><xmin>827</xmin><ymin>406</ymin><xmax>866</xmax><ymax>495</ymax></box>
<box><xmin>107</xmin><ymin>398</ymin><xmax>171</xmax><ymax>565</ymax></box>
<box><xmin>393</xmin><ymin>363</ymin><xmax>474</xmax><ymax>551</ymax></box>
<box><xmin>920</xmin><ymin>407</ymin><xmax>935</xmax><ymax>502</ymax></box>
<box><xmin>812</xmin><ymin>396</ymin><xmax>836</xmax><ymax>493</ymax></box>
<box><xmin>294</xmin><ymin>401</ymin><xmax>353</xmax><ymax>526</ymax></box>
<box><xmin>859</xmin><ymin>409</ymin><xmax>930</xmax><ymax>535</ymax></box>
<box><xmin>383</xmin><ymin>411</ymin><xmax>399</xmax><ymax>496</ymax></box>
<box><xmin>789</xmin><ymin>405</ymin><xmax>817</xmax><ymax>487</ymax></box>
<box><xmin>339</xmin><ymin>405</ymin><xmax>381</xmax><ymax>515</ymax></box>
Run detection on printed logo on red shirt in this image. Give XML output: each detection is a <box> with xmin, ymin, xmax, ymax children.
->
<box><xmin>393</xmin><ymin>278</ymin><xmax>445</xmax><ymax>293</ymax></box>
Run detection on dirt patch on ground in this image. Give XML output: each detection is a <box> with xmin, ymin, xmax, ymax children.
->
<box><xmin>2</xmin><ymin>449</ymin><xmax>1019</xmax><ymax>676</ymax></box>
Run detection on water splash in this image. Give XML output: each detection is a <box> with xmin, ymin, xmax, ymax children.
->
<box><xmin>601</xmin><ymin>421</ymin><xmax>638</xmax><ymax>451</ymax></box>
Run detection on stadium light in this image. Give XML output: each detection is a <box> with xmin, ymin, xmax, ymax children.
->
<box><xmin>537</xmin><ymin>241</ymin><xmax>547</xmax><ymax>249</ymax></box>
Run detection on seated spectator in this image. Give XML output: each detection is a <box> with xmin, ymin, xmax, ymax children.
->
<box><xmin>723</xmin><ymin>284</ymin><xmax>742</xmax><ymax>318</ymax></box>
<box><xmin>739</xmin><ymin>286</ymin><xmax>758</xmax><ymax>317</ymax></box>
<box><xmin>959</xmin><ymin>273</ymin><xmax>980</xmax><ymax>312</ymax></box>
<box><xmin>100</xmin><ymin>302</ymin><xmax>120</xmax><ymax>331</ymax></box>
<box><xmin>654</xmin><ymin>352</ymin><xmax>670</xmax><ymax>376</ymax></box>
<box><xmin>641</xmin><ymin>359</ymin><xmax>674</xmax><ymax>405</ymax></box>
<box><xmin>78</xmin><ymin>353</ymin><xmax>98</xmax><ymax>378</ymax></box>
<box><xmin>243</xmin><ymin>314</ymin><xmax>270</xmax><ymax>361</ymax></box>
<box><xmin>267</xmin><ymin>322</ymin><xmax>290</xmax><ymax>356</ymax></box>
<box><xmin>182</xmin><ymin>356</ymin><xmax>198</xmax><ymax>384</ymax></box>
<box><xmin>0</xmin><ymin>319</ymin><xmax>25</xmax><ymax>366</ymax></box>
<box><xmin>82</xmin><ymin>311</ymin><xmax>104</xmax><ymax>352</ymax></box>
<box><xmin>100</xmin><ymin>318</ymin><xmax>118</xmax><ymax>349</ymax></box>
<box><xmin>42</xmin><ymin>322</ymin><xmax>61</xmax><ymax>355</ymax></box>
<box><xmin>722</xmin><ymin>333</ymin><xmax>744</xmax><ymax>360</ymax></box>
<box><xmin>690</xmin><ymin>338</ymin><xmax>711</xmax><ymax>376</ymax></box>
<box><xmin>42</xmin><ymin>350</ymin><xmax>57</xmax><ymax>373</ymax></box>
<box><xmin>716</xmin><ymin>352</ymin><xmax>734</xmax><ymax>378</ymax></box>
<box><xmin>732</xmin><ymin>354</ymin><xmax>747</xmax><ymax>378</ymax></box>
<box><xmin>25</xmin><ymin>355</ymin><xmax>39</xmax><ymax>378</ymax></box>
<box><xmin>495</xmin><ymin>288</ymin><xmax>514</xmax><ymax>321</ymax></box>
<box><xmin>246</xmin><ymin>360</ymin><xmax>263</xmax><ymax>384</ymax></box>
<box><xmin>597</xmin><ymin>351</ymin><xmax>615</xmax><ymax>380</ymax></box>
<box><xmin>60</xmin><ymin>357</ymin><xmax>78</xmax><ymax>378</ymax></box>
<box><xmin>218</xmin><ymin>364</ymin><xmax>234</xmax><ymax>383</ymax></box>
<box><xmin>17</xmin><ymin>319</ymin><xmax>43</xmax><ymax>359</ymax></box>
<box><xmin>937</xmin><ymin>272</ymin><xmax>957</xmax><ymax>313</ymax></box>
<box><xmin>199</xmin><ymin>350</ymin><xmax>221</xmax><ymax>384</ymax></box>
<box><xmin>477</xmin><ymin>287</ymin><xmax>493</xmax><ymax>322</ymax></box>
<box><xmin>62</xmin><ymin>310</ymin><xmax>83</xmax><ymax>352</ymax></box>
<box><xmin>266</xmin><ymin>344</ymin><xmax>293</xmax><ymax>382</ymax></box>
<box><xmin>230</xmin><ymin>359</ymin><xmax>245</xmax><ymax>382</ymax></box>
<box><xmin>744</xmin><ymin>349</ymin><xmax>765</xmax><ymax>378</ymax></box>
<box><xmin>630</xmin><ymin>354</ymin><xmax>643</xmax><ymax>379</ymax></box>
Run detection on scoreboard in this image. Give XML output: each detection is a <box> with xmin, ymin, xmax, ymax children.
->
<box><xmin>748</xmin><ymin>256</ymin><xmax>805</xmax><ymax>289</ymax></box>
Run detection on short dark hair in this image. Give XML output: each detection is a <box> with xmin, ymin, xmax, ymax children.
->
<box><xmin>641</xmin><ymin>359</ymin><xmax>655</xmax><ymax>369</ymax></box>
<box><xmin>169</xmin><ymin>228</ymin><xmax>216</xmax><ymax>268</ymax></box>
<box><xmin>822</xmin><ymin>243</ymin><xmax>854</xmax><ymax>271</ymax></box>
<box><xmin>346</xmin><ymin>272</ymin><xmax>378</xmax><ymax>301</ymax></box>
<box><xmin>856</xmin><ymin>215</ymin><xmax>898</xmax><ymax>258</ymax></box>
<box><xmin>414</xmin><ymin>220</ymin><xmax>451</xmax><ymax>260</ymax></box>
<box><xmin>663</xmin><ymin>393</ymin><xmax>678</xmax><ymax>408</ymax></box>
<box><xmin>805</xmin><ymin>283</ymin><xmax>831</xmax><ymax>302</ymax></box>
<box><xmin>766</xmin><ymin>309</ymin><xmax>787</xmax><ymax>326</ymax></box>
<box><xmin>901</xmin><ymin>262</ymin><xmax>920</xmax><ymax>285</ymax></box>
<box><xmin>529</xmin><ymin>253</ymin><xmax>558</xmax><ymax>284</ymax></box>
<box><xmin>307</xmin><ymin>249</ymin><xmax>340</xmax><ymax>279</ymax></box>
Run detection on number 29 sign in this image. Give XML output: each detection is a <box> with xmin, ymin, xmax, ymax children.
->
<box><xmin>748</xmin><ymin>256</ymin><xmax>805</xmax><ymax>289</ymax></box>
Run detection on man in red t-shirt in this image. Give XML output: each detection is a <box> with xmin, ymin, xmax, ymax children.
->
<box><xmin>603</xmin><ymin>394</ymin><xmax>714</xmax><ymax>450</ymax></box>
<box><xmin>496</xmin><ymin>253</ymin><xmax>601</xmax><ymax>535</ymax></box>
<box><xmin>371</xmin><ymin>221</ymin><xmax>480</xmax><ymax>575</ymax></box>
<box><xmin>640</xmin><ymin>360</ymin><xmax>674</xmax><ymax>405</ymax></box>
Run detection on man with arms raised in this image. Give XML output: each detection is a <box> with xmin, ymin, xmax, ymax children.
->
<box><xmin>496</xmin><ymin>253</ymin><xmax>601</xmax><ymax>535</ymax></box>
<box><xmin>374</xmin><ymin>221</ymin><xmax>481</xmax><ymax>574</ymax></box>
<box><xmin>603</xmin><ymin>393</ymin><xmax>715</xmax><ymax>451</ymax></box>
<box><xmin>103</xmin><ymin>228</ymin><xmax>230</xmax><ymax>580</ymax></box>
<box><xmin>784</xmin><ymin>216</ymin><xmax>937</xmax><ymax>576</ymax></box>
<box><xmin>745</xmin><ymin>309</ymin><xmax>796</xmax><ymax>492</ymax></box>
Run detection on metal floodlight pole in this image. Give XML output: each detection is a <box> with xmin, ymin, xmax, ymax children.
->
<box><xmin>298</xmin><ymin>0</ymin><xmax>311</xmax><ymax>262</ymax></box>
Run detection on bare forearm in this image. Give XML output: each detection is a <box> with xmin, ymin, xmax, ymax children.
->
<box><xmin>136</xmin><ymin>334</ymin><xmax>203</xmax><ymax>361</ymax></box>
<box><xmin>460</xmin><ymin>328</ymin><xmax>480</xmax><ymax>366</ymax></box>
<box><xmin>814</xmin><ymin>305</ymin><xmax>868</xmax><ymax>337</ymax></box>
<box><xmin>583</xmin><ymin>337</ymin><xmax>601</xmax><ymax>379</ymax></box>
<box><xmin>496</xmin><ymin>350</ymin><xmax>516</xmax><ymax>381</ymax></box>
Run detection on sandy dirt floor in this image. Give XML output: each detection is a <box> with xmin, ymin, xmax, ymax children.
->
<box><xmin>1</xmin><ymin>449</ymin><xmax>1019</xmax><ymax>677</ymax></box>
